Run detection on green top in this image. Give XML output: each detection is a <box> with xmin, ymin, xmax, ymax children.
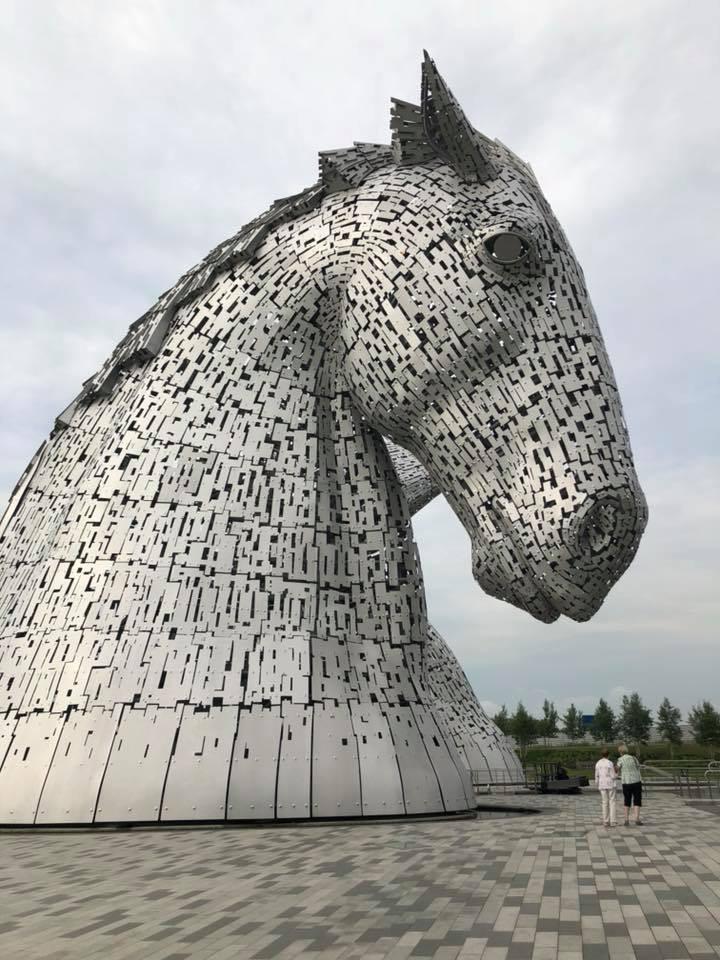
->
<box><xmin>617</xmin><ymin>754</ymin><xmax>642</xmax><ymax>784</ymax></box>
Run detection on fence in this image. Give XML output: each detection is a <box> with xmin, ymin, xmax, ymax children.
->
<box><xmin>642</xmin><ymin>760</ymin><xmax>720</xmax><ymax>799</ymax></box>
<box><xmin>468</xmin><ymin>760</ymin><xmax>720</xmax><ymax>799</ymax></box>
<box><xmin>469</xmin><ymin>768</ymin><xmax>527</xmax><ymax>793</ymax></box>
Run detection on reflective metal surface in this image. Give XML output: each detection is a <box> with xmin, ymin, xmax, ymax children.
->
<box><xmin>0</xmin><ymin>54</ymin><xmax>646</xmax><ymax>824</ymax></box>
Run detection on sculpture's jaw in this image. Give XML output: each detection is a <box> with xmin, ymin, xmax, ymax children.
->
<box><xmin>471</xmin><ymin>541</ymin><xmax>559</xmax><ymax>624</ymax></box>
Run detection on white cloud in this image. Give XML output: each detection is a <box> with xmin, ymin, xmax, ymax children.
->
<box><xmin>479</xmin><ymin>700</ymin><xmax>502</xmax><ymax>717</ymax></box>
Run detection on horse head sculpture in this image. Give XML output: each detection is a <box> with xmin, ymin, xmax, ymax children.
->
<box><xmin>0</xmin><ymin>55</ymin><xmax>646</xmax><ymax>825</ymax></box>
<box><xmin>345</xmin><ymin>53</ymin><xmax>647</xmax><ymax>623</ymax></box>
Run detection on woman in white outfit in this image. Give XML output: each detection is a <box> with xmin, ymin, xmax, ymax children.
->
<box><xmin>594</xmin><ymin>747</ymin><xmax>617</xmax><ymax>826</ymax></box>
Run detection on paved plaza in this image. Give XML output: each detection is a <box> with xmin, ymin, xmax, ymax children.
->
<box><xmin>1</xmin><ymin>792</ymin><xmax>719</xmax><ymax>960</ymax></box>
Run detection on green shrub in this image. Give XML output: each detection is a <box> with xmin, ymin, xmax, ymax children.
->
<box><xmin>524</xmin><ymin>741</ymin><xmax>714</xmax><ymax>767</ymax></box>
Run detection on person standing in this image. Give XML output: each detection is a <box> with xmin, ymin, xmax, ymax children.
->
<box><xmin>616</xmin><ymin>743</ymin><xmax>643</xmax><ymax>825</ymax></box>
<box><xmin>594</xmin><ymin>747</ymin><xmax>617</xmax><ymax>826</ymax></box>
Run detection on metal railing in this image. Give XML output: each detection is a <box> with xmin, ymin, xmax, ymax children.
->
<box><xmin>469</xmin><ymin>760</ymin><xmax>720</xmax><ymax>799</ymax></box>
<box><xmin>469</xmin><ymin>768</ymin><xmax>528</xmax><ymax>794</ymax></box>
<box><xmin>640</xmin><ymin>760</ymin><xmax>719</xmax><ymax>799</ymax></box>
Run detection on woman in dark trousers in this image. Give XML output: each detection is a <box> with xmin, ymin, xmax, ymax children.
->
<box><xmin>616</xmin><ymin>743</ymin><xmax>643</xmax><ymax>825</ymax></box>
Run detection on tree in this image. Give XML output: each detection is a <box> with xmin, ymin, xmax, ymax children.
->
<box><xmin>538</xmin><ymin>699</ymin><xmax>559</xmax><ymax>745</ymax></box>
<box><xmin>591</xmin><ymin>698</ymin><xmax>617</xmax><ymax>742</ymax></box>
<box><xmin>509</xmin><ymin>702</ymin><xmax>538</xmax><ymax>763</ymax></box>
<box><xmin>492</xmin><ymin>705</ymin><xmax>510</xmax><ymax>735</ymax></box>
<box><xmin>561</xmin><ymin>703</ymin><xmax>585</xmax><ymax>741</ymax></box>
<box><xmin>619</xmin><ymin>693</ymin><xmax>653</xmax><ymax>754</ymax></box>
<box><xmin>656</xmin><ymin>698</ymin><xmax>683</xmax><ymax>758</ymax></box>
<box><xmin>687</xmin><ymin>701</ymin><xmax>720</xmax><ymax>755</ymax></box>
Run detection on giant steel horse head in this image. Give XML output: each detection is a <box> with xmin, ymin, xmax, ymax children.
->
<box><xmin>0</xmin><ymin>54</ymin><xmax>647</xmax><ymax>825</ymax></box>
<box><xmin>345</xmin><ymin>53</ymin><xmax>648</xmax><ymax>622</ymax></box>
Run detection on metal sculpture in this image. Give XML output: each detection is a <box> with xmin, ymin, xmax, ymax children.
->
<box><xmin>0</xmin><ymin>54</ymin><xmax>646</xmax><ymax>824</ymax></box>
<box><xmin>385</xmin><ymin>441</ymin><xmax>522</xmax><ymax>784</ymax></box>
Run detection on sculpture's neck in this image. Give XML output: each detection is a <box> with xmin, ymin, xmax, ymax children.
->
<box><xmin>148</xmin><ymin>216</ymin><xmax>428</xmax><ymax>700</ymax></box>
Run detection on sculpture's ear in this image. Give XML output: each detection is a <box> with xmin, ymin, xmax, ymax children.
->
<box><xmin>420</xmin><ymin>51</ymin><xmax>498</xmax><ymax>183</ymax></box>
<box><xmin>390</xmin><ymin>98</ymin><xmax>437</xmax><ymax>166</ymax></box>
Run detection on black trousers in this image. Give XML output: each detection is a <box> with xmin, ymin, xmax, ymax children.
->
<box><xmin>622</xmin><ymin>781</ymin><xmax>642</xmax><ymax>807</ymax></box>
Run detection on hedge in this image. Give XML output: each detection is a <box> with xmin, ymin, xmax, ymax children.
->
<box><xmin>524</xmin><ymin>741</ymin><xmax>715</xmax><ymax>765</ymax></box>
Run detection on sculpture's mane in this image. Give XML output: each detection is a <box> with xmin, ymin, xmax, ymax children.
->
<box><xmin>56</xmin><ymin>84</ymin><xmax>532</xmax><ymax>429</ymax></box>
<box><xmin>56</xmin><ymin>143</ymin><xmax>396</xmax><ymax>426</ymax></box>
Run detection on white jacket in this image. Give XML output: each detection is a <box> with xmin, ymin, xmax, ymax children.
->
<box><xmin>595</xmin><ymin>757</ymin><xmax>616</xmax><ymax>790</ymax></box>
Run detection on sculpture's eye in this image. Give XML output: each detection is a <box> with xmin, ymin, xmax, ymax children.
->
<box><xmin>484</xmin><ymin>232</ymin><xmax>530</xmax><ymax>265</ymax></box>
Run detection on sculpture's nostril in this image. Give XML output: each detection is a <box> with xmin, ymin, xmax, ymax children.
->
<box><xmin>576</xmin><ymin>500</ymin><xmax>619</xmax><ymax>557</ymax></box>
<box><xmin>565</xmin><ymin>489</ymin><xmax>643</xmax><ymax>569</ymax></box>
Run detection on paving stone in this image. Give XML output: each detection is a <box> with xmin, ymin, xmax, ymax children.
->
<box><xmin>0</xmin><ymin>794</ymin><xmax>718</xmax><ymax>959</ymax></box>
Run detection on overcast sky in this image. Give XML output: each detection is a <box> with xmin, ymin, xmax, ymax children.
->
<box><xmin>1</xmin><ymin>1</ymin><xmax>718</xmax><ymax>719</ymax></box>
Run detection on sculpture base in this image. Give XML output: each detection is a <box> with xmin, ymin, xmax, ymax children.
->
<box><xmin>0</xmin><ymin>703</ymin><xmax>477</xmax><ymax>826</ymax></box>
<box><xmin>0</xmin><ymin>808</ymin><xmax>478</xmax><ymax>831</ymax></box>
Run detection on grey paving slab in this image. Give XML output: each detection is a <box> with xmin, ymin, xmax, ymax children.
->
<box><xmin>0</xmin><ymin>795</ymin><xmax>719</xmax><ymax>959</ymax></box>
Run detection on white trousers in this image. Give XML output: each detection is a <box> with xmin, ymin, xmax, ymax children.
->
<box><xmin>600</xmin><ymin>788</ymin><xmax>616</xmax><ymax>824</ymax></box>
